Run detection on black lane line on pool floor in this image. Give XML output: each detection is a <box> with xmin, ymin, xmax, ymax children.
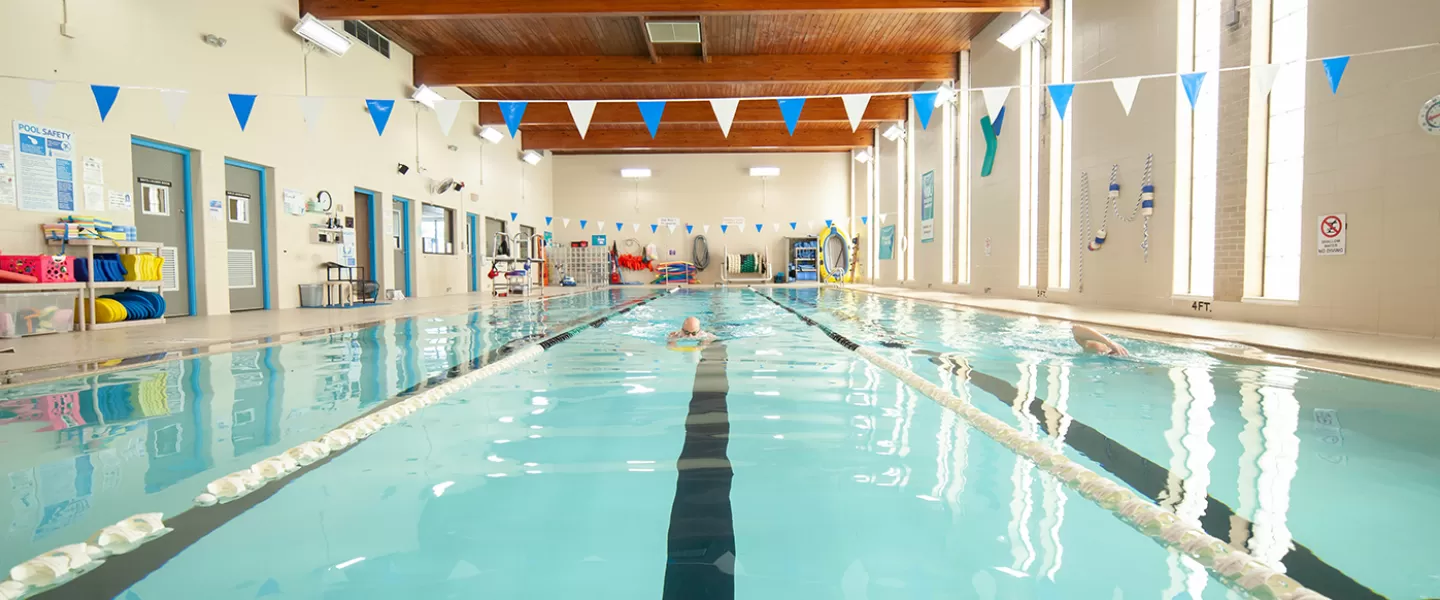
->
<box><xmin>663</xmin><ymin>342</ymin><xmax>737</xmax><ymax>600</ymax></box>
<box><xmin>755</xmin><ymin>291</ymin><xmax>1383</xmax><ymax>600</ymax></box>
<box><xmin>37</xmin><ymin>291</ymin><xmax>673</xmax><ymax>600</ymax></box>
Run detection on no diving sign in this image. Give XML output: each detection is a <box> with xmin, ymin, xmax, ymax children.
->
<box><xmin>1318</xmin><ymin>213</ymin><xmax>1346</xmax><ymax>256</ymax></box>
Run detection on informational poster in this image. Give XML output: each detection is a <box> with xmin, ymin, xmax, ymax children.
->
<box><xmin>208</xmin><ymin>198</ymin><xmax>224</xmax><ymax>220</ymax></box>
<box><xmin>14</xmin><ymin>121</ymin><xmax>76</xmax><ymax>212</ymax></box>
<box><xmin>282</xmin><ymin>188</ymin><xmax>304</xmax><ymax>215</ymax></box>
<box><xmin>338</xmin><ymin>230</ymin><xmax>357</xmax><ymax>267</ymax></box>
<box><xmin>108</xmin><ymin>189</ymin><xmax>132</xmax><ymax>211</ymax></box>
<box><xmin>84</xmin><ymin>184</ymin><xmax>105</xmax><ymax>211</ymax></box>
<box><xmin>721</xmin><ymin>216</ymin><xmax>746</xmax><ymax>228</ymax></box>
<box><xmin>591</xmin><ymin>234</ymin><xmax>608</xmax><ymax>246</ymax></box>
<box><xmin>83</xmin><ymin>156</ymin><xmax>104</xmax><ymax>184</ymax></box>
<box><xmin>1318</xmin><ymin>213</ymin><xmax>1346</xmax><ymax>256</ymax></box>
<box><xmin>879</xmin><ymin>225</ymin><xmax>896</xmax><ymax>260</ymax></box>
<box><xmin>0</xmin><ymin>175</ymin><xmax>15</xmax><ymax>206</ymax></box>
<box><xmin>658</xmin><ymin>217</ymin><xmax>680</xmax><ymax>228</ymax></box>
<box><xmin>920</xmin><ymin>170</ymin><xmax>935</xmax><ymax>243</ymax></box>
<box><xmin>0</xmin><ymin>144</ymin><xmax>13</xmax><ymax>174</ymax></box>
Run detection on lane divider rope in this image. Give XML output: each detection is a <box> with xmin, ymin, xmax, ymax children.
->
<box><xmin>750</xmin><ymin>289</ymin><xmax>1328</xmax><ymax>600</ymax></box>
<box><xmin>5</xmin><ymin>288</ymin><xmax>678</xmax><ymax>600</ymax></box>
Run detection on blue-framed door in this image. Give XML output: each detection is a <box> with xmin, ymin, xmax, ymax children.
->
<box><xmin>130</xmin><ymin>137</ymin><xmax>197</xmax><ymax>317</ymax></box>
<box><xmin>392</xmin><ymin>196</ymin><xmax>413</xmax><ymax>297</ymax></box>
<box><xmin>222</xmin><ymin>158</ymin><xmax>271</xmax><ymax>310</ymax></box>
<box><xmin>467</xmin><ymin>213</ymin><xmax>480</xmax><ymax>292</ymax></box>
<box><xmin>354</xmin><ymin>188</ymin><xmax>381</xmax><ymax>291</ymax></box>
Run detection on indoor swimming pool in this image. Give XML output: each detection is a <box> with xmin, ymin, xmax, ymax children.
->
<box><xmin>1</xmin><ymin>288</ymin><xmax>1433</xmax><ymax>599</ymax></box>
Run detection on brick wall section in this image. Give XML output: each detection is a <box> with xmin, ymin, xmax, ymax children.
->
<box><xmin>1213</xmin><ymin>0</ymin><xmax>1253</xmax><ymax>301</ymax></box>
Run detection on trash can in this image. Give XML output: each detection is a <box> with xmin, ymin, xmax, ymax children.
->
<box><xmin>299</xmin><ymin>284</ymin><xmax>324</xmax><ymax>308</ymax></box>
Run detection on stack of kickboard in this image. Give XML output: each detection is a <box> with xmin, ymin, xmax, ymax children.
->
<box><xmin>80</xmin><ymin>289</ymin><xmax>167</xmax><ymax>324</ymax></box>
<box><xmin>73</xmin><ymin>253</ymin><xmax>163</xmax><ymax>283</ymax></box>
<box><xmin>41</xmin><ymin>216</ymin><xmax>138</xmax><ymax>242</ymax></box>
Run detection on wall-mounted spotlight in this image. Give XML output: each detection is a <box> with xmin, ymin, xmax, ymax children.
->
<box><xmin>853</xmin><ymin>148</ymin><xmax>873</xmax><ymax>164</ymax></box>
<box><xmin>749</xmin><ymin>167</ymin><xmax>780</xmax><ymax>177</ymax></box>
<box><xmin>454</xmin><ymin>181</ymin><xmax>466</xmax><ymax>193</ymax></box>
<box><xmin>933</xmin><ymin>82</ymin><xmax>956</xmax><ymax>107</ymax></box>
<box><xmin>882</xmin><ymin>122</ymin><xmax>906</xmax><ymax>142</ymax></box>
<box><xmin>997</xmin><ymin>10</ymin><xmax>1052</xmax><ymax>51</ymax></box>
<box><xmin>202</xmin><ymin>34</ymin><xmax>228</xmax><ymax>48</ymax></box>
<box><xmin>411</xmin><ymin>85</ymin><xmax>444</xmax><ymax>109</ymax></box>
<box><xmin>293</xmin><ymin>14</ymin><xmax>352</xmax><ymax>56</ymax></box>
<box><xmin>521</xmin><ymin>150</ymin><xmax>544</xmax><ymax>166</ymax></box>
<box><xmin>478</xmin><ymin>126</ymin><xmax>505</xmax><ymax>144</ymax></box>
<box><xmin>621</xmin><ymin>168</ymin><xmax>652</xmax><ymax>178</ymax></box>
<box><xmin>396</xmin><ymin>163</ymin><xmax>410</xmax><ymax>175</ymax></box>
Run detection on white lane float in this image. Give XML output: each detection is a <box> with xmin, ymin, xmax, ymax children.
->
<box><xmin>2</xmin><ymin>513</ymin><xmax>171</xmax><ymax>597</ymax></box>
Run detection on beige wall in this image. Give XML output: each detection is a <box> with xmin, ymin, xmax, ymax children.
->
<box><xmin>551</xmin><ymin>153</ymin><xmax>850</xmax><ymax>285</ymax></box>
<box><xmin>902</xmin><ymin>0</ymin><xmax>1440</xmax><ymax>338</ymax></box>
<box><xmin>0</xmin><ymin>0</ymin><xmax>550</xmax><ymax>312</ymax></box>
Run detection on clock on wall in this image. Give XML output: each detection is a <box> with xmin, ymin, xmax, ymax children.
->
<box><xmin>314</xmin><ymin>190</ymin><xmax>334</xmax><ymax>212</ymax></box>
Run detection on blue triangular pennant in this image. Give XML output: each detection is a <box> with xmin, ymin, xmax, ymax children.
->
<box><xmin>789</xmin><ymin>222</ymin><xmax>797</xmax><ymax>230</ymax></box>
<box><xmin>90</xmin><ymin>85</ymin><xmax>120</xmax><ymax>122</ymax></box>
<box><xmin>637</xmin><ymin>101</ymin><xmax>666</xmax><ymax>138</ymax></box>
<box><xmin>545</xmin><ymin>216</ymin><xmax>553</xmax><ymax>226</ymax></box>
<box><xmin>228</xmin><ymin>94</ymin><xmax>257</xmax><ymax>131</ymax></box>
<box><xmin>1180</xmin><ymin>72</ymin><xmax>1207</xmax><ymax>110</ymax></box>
<box><xmin>825</xmin><ymin>219</ymin><xmax>833</xmax><ymax>228</ymax></box>
<box><xmin>721</xmin><ymin>224</ymin><xmax>729</xmax><ymax>234</ymax></box>
<box><xmin>651</xmin><ymin>224</ymin><xmax>658</xmax><ymax>233</ymax></box>
<box><xmin>498</xmin><ymin>102</ymin><xmax>528</xmax><ymax>137</ymax></box>
<box><xmin>777</xmin><ymin>97</ymin><xmax>806</xmax><ymax>135</ymax></box>
<box><xmin>1322</xmin><ymin>56</ymin><xmax>1350</xmax><ymax>94</ymax></box>
<box><xmin>510</xmin><ymin>212</ymin><xmax>518</xmax><ymax>221</ymax></box>
<box><xmin>756</xmin><ymin>224</ymin><xmax>764</xmax><ymax>232</ymax></box>
<box><xmin>912</xmin><ymin>91</ymin><xmax>938</xmax><ymax>129</ymax></box>
<box><xmin>686</xmin><ymin>224</ymin><xmax>694</xmax><ymax>234</ymax></box>
<box><xmin>616</xmin><ymin>222</ymin><xmax>624</xmax><ymax>232</ymax></box>
<box><xmin>580</xmin><ymin>220</ymin><xmax>588</xmax><ymax>230</ymax></box>
<box><xmin>1048</xmin><ymin>84</ymin><xmax>1075</xmax><ymax>120</ymax></box>
<box><xmin>861</xmin><ymin>216</ymin><xmax>869</xmax><ymax>225</ymax></box>
<box><xmin>365</xmin><ymin>99</ymin><xmax>395</xmax><ymax>136</ymax></box>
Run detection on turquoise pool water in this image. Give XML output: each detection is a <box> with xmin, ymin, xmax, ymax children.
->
<box><xmin>1</xmin><ymin>288</ymin><xmax>1432</xmax><ymax>599</ymax></box>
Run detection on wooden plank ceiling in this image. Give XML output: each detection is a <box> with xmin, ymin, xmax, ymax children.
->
<box><xmin>311</xmin><ymin>0</ymin><xmax>1036</xmax><ymax>153</ymax></box>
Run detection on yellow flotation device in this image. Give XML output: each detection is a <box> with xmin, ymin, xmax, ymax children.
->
<box><xmin>817</xmin><ymin>225</ymin><xmax>852</xmax><ymax>283</ymax></box>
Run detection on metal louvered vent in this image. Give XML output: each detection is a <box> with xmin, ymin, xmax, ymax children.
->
<box><xmin>227</xmin><ymin>249</ymin><xmax>257</xmax><ymax>289</ymax></box>
<box><xmin>344</xmin><ymin>20</ymin><xmax>391</xmax><ymax>58</ymax></box>
<box><xmin>159</xmin><ymin>246</ymin><xmax>180</xmax><ymax>292</ymax></box>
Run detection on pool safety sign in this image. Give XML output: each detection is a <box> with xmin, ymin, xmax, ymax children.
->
<box><xmin>13</xmin><ymin>121</ymin><xmax>76</xmax><ymax>212</ymax></box>
<box><xmin>1318</xmin><ymin>213</ymin><xmax>1346</xmax><ymax>256</ymax></box>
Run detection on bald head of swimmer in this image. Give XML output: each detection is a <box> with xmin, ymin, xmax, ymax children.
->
<box><xmin>681</xmin><ymin>317</ymin><xmax>702</xmax><ymax>334</ymax></box>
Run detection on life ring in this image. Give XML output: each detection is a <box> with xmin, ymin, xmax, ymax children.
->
<box><xmin>817</xmin><ymin>225</ymin><xmax>851</xmax><ymax>283</ymax></box>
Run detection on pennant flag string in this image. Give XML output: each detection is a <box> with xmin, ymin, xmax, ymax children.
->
<box><xmin>1047</xmin><ymin>83</ymin><xmax>1075</xmax><ymax>120</ymax></box>
<box><xmin>228</xmin><ymin>93</ymin><xmax>257</xmax><ymax>131</ymax></box>
<box><xmin>912</xmin><ymin>91</ymin><xmax>939</xmax><ymax>130</ymax></box>
<box><xmin>498</xmin><ymin>101</ymin><xmax>527</xmax><ymax>137</ymax></box>
<box><xmin>568</xmin><ymin>100</ymin><xmax>597</xmax><ymax>138</ymax></box>
<box><xmin>777</xmin><ymin>97</ymin><xmax>806</xmax><ymax>136</ymax></box>
<box><xmin>1321</xmin><ymin>55</ymin><xmax>1350</xmax><ymax>94</ymax></box>
<box><xmin>433</xmin><ymin>100</ymin><xmax>462</xmax><ymax>136</ymax></box>
<box><xmin>159</xmin><ymin>89</ymin><xmax>187</xmax><ymax>126</ymax></box>
<box><xmin>1180</xmin><ymin>72</ymin><xmax>1207</xmax><ymax>110</ymax></box>
<box><xmin>90</xmin><ymin>85</ymin><xmax>120</xmax><ymax>122</ymax></box>
<box><xmin>365</xmin><ymin>99</ymin><xmax>395</xmax><ymax>136</ymax></box>
<box><xmin>638</xmin><ymin>101</ymin><xmax>666</xmax><ymax>138</ymax></box>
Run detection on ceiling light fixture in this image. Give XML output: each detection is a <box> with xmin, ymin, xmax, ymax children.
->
<box><xmin>749</xmin><ymin>167</ymin><xmax>780</xmax><ymax>177</ymax></box>
<box><xmin>853</xmin><ymin>148</ymin><xmax>874</xmax><ymax>164</ymax></box>
<box><xmin>882</xmin><ymin>122</ymin><xmax>906</xmax><ymax>142</ymax></box>
<box><xmin>645</xmin><ymin>20</ymin><xmax>702</xmax><ymax>44</ymax></box>
<box><xmin>478</xmin><ymin>126</ymin><xmax>505</xmax><ymax>144</ymax></box>
<box><xmin>997</xmin><ymin>10</ymin><xmax>1052</xmax><ymax>51</ymax></box>
<box><xmin>411</xmin><ymin>85</ymin><xmax>443</xmax><ymax>109</ymax></box>
<box><xmin>621</xmin><ymin>168</ymin><xmax>652</xmax><ymax>178</ymax></box>
<box><xmin>521</xmin><ymin>150</ymin><xmax>544</xmax><ymax>166</ymax></box>
<box><xmin>293</xmin><ymin>14</ymin><xmax>353</xmax><ymax>56</ymax></box>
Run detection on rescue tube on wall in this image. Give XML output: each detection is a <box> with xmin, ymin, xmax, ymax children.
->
<box><xmin>817</xmin><ymin>226</ymin><xmax>851</xmax><ymax>283</ymax></box>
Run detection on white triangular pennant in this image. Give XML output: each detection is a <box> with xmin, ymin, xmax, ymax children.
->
<box><xmin>982</xmin><ymin>87</ymin><xmax>1011</xmax><ymax>121</ymax></box>
<box><xmin>667</xmin><ymin>224</ymin><xmax>676</xmax><ymax>233</ymax></box>
<box><xmin>879</xmin><ymin>213</ymin><xmax>889</xmax><ymax>224</ymax></box>
<box><xmin>710</xmin><ymin>99</ymin><xmax>739</xmax><ymax>137</ymax></box>
<box><xmin>298</xmin><ymin>96</ymin><xmax>325</xmax><ymax>132</ymax></box>
<box><xmin>1111</xmin><ymin>77</ymin><xmax>1141</xmax><ymax>116</ymax></box>
<box><xmin>840</xmin><ymin>94</ymin><xmax>871</xmax><ymax>132</ymax></box>
<box><xmin>807</xmin><ymin>221</ymin><xmax>815</xmax><ymax>230</ymax></box>
<box><xmin>567</xmin><ymin>101</ymin><xmax>597</xmax><ymax>139</ymax></box>
<box><xmin>772</xmin><ymin>223</ymin><xmax>781</xmax><ymax>234</ymax></box>
<box><xmin>29</xmin><ymin>81</ymin><xmax>55</xmax><ymax>115</ymax></box>
<box><xmin>632</xmin><ymin>223</ymin><xmax>640</xmax><ymax>232</ymax></box>
<box><xmin>159</xmin><ymin>90</ymin><xmax>188</xmax><ymax>126</ymax></box>
<box><xmin>703</xmin><ymin>224</ymin><xmax>711</xmax><ymax>234</ymax></box>
<box><xmin>433</xmin><ymin>100</ymin><xmax>462</xmax><ymax>136</ymax></box>
<box><xmin>1252</xmin><ymin>63</ymin><xmax>1285</xmax><ymax>99</ymax></box>
<box><xmin>562</xmin><ymin>218</ymin><xmax>571</xmax><ymax>228</ymax></box>
<box><xmin>597</xmin><ymin>221</ymin><xmax>605</xmax><ymax>232</ymax></box>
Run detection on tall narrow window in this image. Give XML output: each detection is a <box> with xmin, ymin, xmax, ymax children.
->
<box><xmin>905</xmin><ymin>108</ymin><xmax>917</xmax><ymax>282</ymax></box>
<box><xmin>1018</xmin><ymin>38</ymin><xmax>1042</xmax><ymax>288</ymax></box>
<box><xmin>1047</xmin><ymin>0</ymin><xmax>1075</xmax><ymax>290</ymax></box>
<box><xmin>1174</xmin><ymin>0</ymin><xmax>1220</xmax><ymax>296</ymax></box>
<box><xmin>942</xmin><ymin>90</ymin><xmax>956</xmax><ymax>284</ymax></box>
<box><xmin>1262</xmin><ymin>0</ymin><xmax>1307</xmax><ymax>300</ymax></box>
<box><xmin>955</xmin><ymin>51</ymin><xmax>973</xmax><ymax>284</ymax></box>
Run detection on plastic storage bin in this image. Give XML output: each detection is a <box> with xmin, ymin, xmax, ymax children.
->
<box><xmin>0</xmin><ymin>291</ymin><xmax>79</xmax><ymax>338</ymax></box>
<box><xmin>0</xmin><ymin>255</ymin><xmax>76</xmax><ymax>283</ymax></box>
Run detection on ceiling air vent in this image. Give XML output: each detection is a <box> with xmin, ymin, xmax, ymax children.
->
<box><xmin>344</xmin><ymin>20</ymin><xmax>391</xmax><ymax>58</ymax></box>
<box><xmin>645</xmin><ymin>21</ymin><xmax>702</xmax><ymax>44</ymax></box>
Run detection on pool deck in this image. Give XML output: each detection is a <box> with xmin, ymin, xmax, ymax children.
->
<box><xmin>849</xmin><ymin>285</ymin><xmax>1440</xmax><ymax>390</ymax></box>
<box><xmin>0</xmin><ymin>287</ymin><xmax>602</xmax><ymax>387</ymax></box>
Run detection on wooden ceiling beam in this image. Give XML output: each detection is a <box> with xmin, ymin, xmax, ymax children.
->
<box><xmin>521</xmin><ymin>127</ymin><xmax>873</xmax><ymax>152</ymax></box>
<box><xmin>302</xmin><ymin>0</ymin><xmax>1043</xmax><ymax>20</ymax></box>
<box><xmin>480</xmin><ymin>97</ymin><xmax>907</xmax><ymax>126</ymax></box>
<box><xmin>417</xmin><ymin>54</ymin><xmax>955</xmax><ymax>87</ymax></box>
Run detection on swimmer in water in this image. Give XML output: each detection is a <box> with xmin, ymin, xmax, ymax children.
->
<box><xmin>1072</xmin><ymin>324</ymin><xmax>1129</xmax><ymax>357</ymax></box>
<box><xmin>667</xmin><ymin>316</ymin><xmax>716</xmax><ymax>351</ymax></box>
